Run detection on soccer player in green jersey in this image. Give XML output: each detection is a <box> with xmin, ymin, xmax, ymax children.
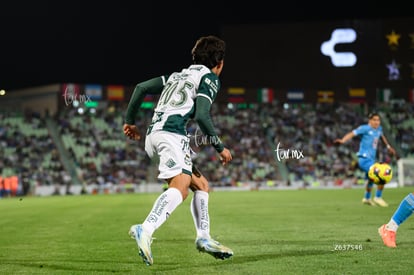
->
<box><xmin>123</xmin><ymin>35</ymin><xmax>233</xmax><ymax>266</ymax></box>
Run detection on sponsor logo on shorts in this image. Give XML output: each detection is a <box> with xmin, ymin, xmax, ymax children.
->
<box><xmin>166</xmin><ymin>158</ymin><xmax>176</xmax><ymax>168</ymax></box>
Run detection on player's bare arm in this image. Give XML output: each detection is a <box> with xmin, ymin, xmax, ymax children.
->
<box><xmin>381</xmin><ymin>135</ymin><xmax>396</xmax><ymax>156</ymax></box>
<box><xmin>334</xmin><ymin>131</ymin><xmax>355</xmax><ymax>144</ymax></box>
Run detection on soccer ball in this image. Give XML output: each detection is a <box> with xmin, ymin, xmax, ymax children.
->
<box><xmin>368</xmin><ymin>162</ymin><xmax>393</xmax><ymax>185</ymax></box>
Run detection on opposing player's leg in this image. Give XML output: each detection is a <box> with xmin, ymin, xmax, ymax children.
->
<box><xmin>362</xmin><ymin>178</ymin><xmax>377</xmax><ymax>206</ymax></box>
<box><xmin>374</xmin><ymin>184</ymin><xmax>388</xmax><ymax>207</ymax></box>
<box><xmin>189</xmin><ymin>165</ymin><xmax>233</xmax><ymax>260</ymax></box>
<box><xmin>366</xmin><ymin>160</ymin><xmax>389</xmax><ymax>207</ymax></box>
<box><xmin>378</xmin><ymin>224</ymin><xmax>396</xmax><ymax>248</ymax></box>
<box><xmin>360</xmin><ymin>159</ymin><xmax>383</xmax><ymax>206</ymax></box>
<box><xmin>379</xmin><ymin>192</ymin><xmax>414</xmax><ymax>247</ymax></box>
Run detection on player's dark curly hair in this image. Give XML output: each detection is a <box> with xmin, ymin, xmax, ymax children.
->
<box><xmin>191</xmin><ymin>35</ymin><xmax>225</xmax><ymax>69</ymax></box>
<box><xmin>368</xmin><ymin>112</ymin><xmax>380</xmax><ymax>119</ymax></box>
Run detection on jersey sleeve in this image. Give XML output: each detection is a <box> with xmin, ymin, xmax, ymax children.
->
<box><xmin>193</xmin><ymin>73</ymin><xmax>224</xmax><ymax>153</ymax></box>
<box><xmin>196</xmin><ymin>73</ymin><xmax>220</xmax><ymax>103</ymax></box>
<box><xmin>353</xmin><ymin>125</ymin><xmax>367</xmax><ymax>136</ymax></box>
<box><xmin>124</xmin><ymin>76</ymin><xmax>167</xmax><ymax>125</ymax></box>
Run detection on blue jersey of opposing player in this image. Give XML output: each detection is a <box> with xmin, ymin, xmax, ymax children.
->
<box><xmin>353</xmin><ymin>124</ymin><xmax>383</xmax><ymax>161</ymax></box>
<box><xmin>334</xmin><ymin>112</ymin><xmax>397</xmax><ymax>206</ymax></box>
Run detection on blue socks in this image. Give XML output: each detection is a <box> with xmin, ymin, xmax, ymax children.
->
<box><xmin>364</xmin><ymin>182</ymin><xmax>374</xmax><ymax>199</ymax></box>
<box><xmin>375</xmin><ymin>189</ymin><xmax>383</xmax><ymax>198</ymax></box>
<box><xmin>392</xmin><ymin>193</ymin><xmax>414</xmax><ymax>226</ymax></box>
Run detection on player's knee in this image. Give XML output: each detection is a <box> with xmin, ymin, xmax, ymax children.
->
<box><xmin>198</xmin><ymin>177</ymin><xmax>210</xmax><ymax>192</ymax></box>
<box><xmin>168</xmin><ymin>173</ymin><xmax>191</xmax><ymax>198</ymax></box>
<box><xmin>181</xmin><ymin>188</ymin><xmax>189</xmax><ymax>200</ymax></box>
<box><xmin>198</xmin><ymin>184</ymin><xmax>209</xmax><ymax>193</ymax></box>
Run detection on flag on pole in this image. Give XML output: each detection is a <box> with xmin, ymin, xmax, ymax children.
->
<box><xmin>349</xmin><ymin>88</ymin><xmax>366</xmax><ymax>103</ymax></box>
<box><xmin>317</xmin><ymin>90</ymin><xmax>334</xmax><ymax>103</ymax></box>
<box><xmin>85</xmin><ymin>84</ymin><xmax>103</xmax><ymax>100</ymax></box>
<box><xmin>287</xmin><ymin>90</ymin><xmax>304</xmax><ymax>102</ymax></box>
<box><xmin>227</xmin><ymin>87</ymin><xmax>245</xmax><ymax>103</ymax></box>
<box><xmin>61</xmin><ymin>83</ymin><xmax>80</xmax><ymax>105</ymax></box>
<box><xmin>409</xmin><ymin>88</ymin><xmax>414</xmax><ymax>103</ymax></box>
<box><xmin>377</xmin><ymin>88</ymin><xmax>392</xmax><ymax>102</ymax></box>
<box><xmin>62</xmin><ymin>83</ymin><xmax>80</xmax><ymax>99</ymax></box>
<box><xmin>258</xmin><ymin>88</ymin><xmax>274</xmax><ymax>103</ymax></box>
<box><xmin>107</xmin><ymin>85</ymin><xmax>125</xmax><ymax>101</ymax></box>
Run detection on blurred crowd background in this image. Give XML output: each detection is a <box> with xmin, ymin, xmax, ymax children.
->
<box><xmin>1</xmin><ymin>98</ymin><xmax>413</xmax><ymax>197</ymax></box>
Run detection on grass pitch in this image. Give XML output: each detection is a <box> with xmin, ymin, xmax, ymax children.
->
<box><xmin>0</xmin><ymin>187</ymin><xmax>413</xmax><ymax>274</ymax></box>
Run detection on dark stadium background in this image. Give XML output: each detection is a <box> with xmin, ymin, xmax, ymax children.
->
<box><xmin>1</xmin><ymin>1</ymin><xmax>412</xmax><ymax>99</ymax></box>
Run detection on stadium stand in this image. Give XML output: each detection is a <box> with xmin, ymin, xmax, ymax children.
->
<box><xmin>1</xmin><ymin>92</ymin><xmax>413</xmax><ymax>196</ymax></box>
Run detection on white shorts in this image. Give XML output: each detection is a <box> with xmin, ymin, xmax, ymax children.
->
<box><xmin>145</xmin><ymin>131</ymin><xmax>192</xmax><ymax>179</ymax></box>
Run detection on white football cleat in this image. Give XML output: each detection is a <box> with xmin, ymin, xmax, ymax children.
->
<box><xmin>196</xmin><ymin>238</ymin><xmax>233</xmax><ymax>260</ymax></box>
<box><xmin>129</xmin><ymin>224</ymin><xmax>153</xmax><ymax>266</ymax></box>
<box><xmin>374</xmin><ymin>197</ymin><xmax>389</xmax><ymax>207</ymax></box>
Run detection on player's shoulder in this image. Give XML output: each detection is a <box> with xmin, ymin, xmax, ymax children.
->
<box><xmin>356</xmin><ymin>124</ymin><xmax>368</xmax><ymax>129</ymax></box>
<box><xmin>354</xmin><ymin>124</ymin><xmax>369</xmax><ymax>133</ymax></box>
<box><xmin>169</xmin><ymin>65</ymin><xmax>212</xmax><ymax>81</ymax></box>
<box><xmin>186</xmin><ymin>64</ymin><xmax>214</xmax><ymax>80</ymax></box>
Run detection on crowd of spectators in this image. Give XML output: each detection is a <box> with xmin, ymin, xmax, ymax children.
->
<box><xmin>0</xmin><ymin>110</ymin><xmax>65</xmax><ymax>196</ymax></box>
<box><xmin>1</xmin><ymin>100</ymin><xmax>413</xmax><ymax>196</ymax></box>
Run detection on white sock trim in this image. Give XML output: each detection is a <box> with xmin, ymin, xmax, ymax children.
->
<box><xmin>386</xmin><ymin>219</ymin><xmax>399</xmax><ymax>232</ymax></box>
